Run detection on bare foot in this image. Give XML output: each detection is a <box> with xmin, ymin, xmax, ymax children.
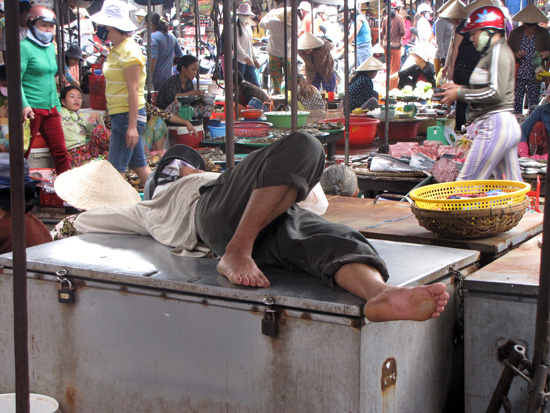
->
<box><xmin>217</xmin><ymin>251</ymin><xmax>271</xmax><ymax>288</ymax></box>
<box><xmin>364</xmin><ymin>283</ymin><xmax>449</xmax><ymax>322</ymax></box>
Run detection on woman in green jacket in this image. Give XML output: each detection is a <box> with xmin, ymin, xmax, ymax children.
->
<box><xmin>21</xmin><ymin>5</ymin><xmax>71</xmax><ymax>175</ymax></box>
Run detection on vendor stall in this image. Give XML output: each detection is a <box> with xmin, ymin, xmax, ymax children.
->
<box><xmin>323</xmin><ymin>196</ymin><xmax>543</xmax><ymax>265</ymax></box>
<box><xmin>0</xmin><ymin>233</ymin><xmax>479</xmax><ymax>412</ymax></box>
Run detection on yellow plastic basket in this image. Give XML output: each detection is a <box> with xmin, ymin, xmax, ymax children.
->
<box><xmin>409</xmin><ymin>180</ymin><xmax>531</xmax><ymax>211</ymax></box>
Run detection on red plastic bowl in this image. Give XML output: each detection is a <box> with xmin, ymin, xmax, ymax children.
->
<box><xmin>375</xmin><ymin>120</ymin><xmax>423</xmax><ymax>141</ymax></box>
<box><xmin>241</xmin><ymin>109</ymin><xmax>263</xmax><ymax>119</ymax></box>
<box><xmin>320</xmin><ymin>118</ymin><xmax>380</xmax><ymax>146</ymax></box>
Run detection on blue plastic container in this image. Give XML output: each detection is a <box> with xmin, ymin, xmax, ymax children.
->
<box><xmin>208</xmin><ymin>123</ymin><xmax>226</xmax><ymax>138</ymax></box>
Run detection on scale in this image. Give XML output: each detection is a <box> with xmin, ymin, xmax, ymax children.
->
<box><xmin>176</xmin><ymin>95</ymin><xmax>200</xmax><ymax>121</ymax></box>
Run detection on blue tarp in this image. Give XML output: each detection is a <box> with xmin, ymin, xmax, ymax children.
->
<box><xmin>506</xmin><ymin>0</ymin><xmax>528</xmax><ymax>16</ymax></box>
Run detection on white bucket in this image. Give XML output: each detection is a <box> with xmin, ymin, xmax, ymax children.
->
<box><xmin>0</xmin><ymin>393</ymin><xmax>61</xmax><ymax>412</ymax></box>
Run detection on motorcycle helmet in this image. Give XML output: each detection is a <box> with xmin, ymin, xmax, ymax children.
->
<box><xmin>461</xmin><ymin>6</ymin><xmax>505</xmax><ymax>32</ymax></box>
<box><xmin>143</xmin><ymin>144</ymin><xmax>206</xmax><ymax>200</ymax></box>
<box><xmin>27</xmin><ymin>4</ymin><xmax>56</xmax><ymax>25</ymax></box>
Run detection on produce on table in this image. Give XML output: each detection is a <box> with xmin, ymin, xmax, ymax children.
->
<box><xmin>389</xmin><ymin>82</ymin><xmax>434</xmax><ymax>101</ymax></box>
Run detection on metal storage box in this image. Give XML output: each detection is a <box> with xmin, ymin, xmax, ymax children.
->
<box><xmin>1</xmin><ymin>234</ymin><xmax>479</xmax><ymax>412</ymax></box>
<box><xmin>464</xmin><ymin>235</ymin><xmax>541</xmax><ymax>412</ymax></box>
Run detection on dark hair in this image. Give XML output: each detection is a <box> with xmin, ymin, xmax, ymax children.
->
<box><xmin>237</xmin><ymin>17</ymin><xmax>244</xmax><ymax>38</ymax></box>
<box><xmin>20</xmin><ymin>1</ymin><xmax>31</xmax><ymax>14</ymax></box>
<box><xmin>237</xmin><ymin>71</ymin><xmax>244</xmax><ymax>85</ymax></box>
<box><xmin>177</xmin><ymin>55</ymin><xmax>198</xmax><ymax>72</ymax></box>
<box><xmin>150</xmin><ymin>12</ymin><xmax>168</xmax><ymax>34</ymax></box>
<box><xmin>0</xmin><ymin>187</ymin><xmax>38</xmax><ymax>213</ymax></box>
<box><xmin>60</xmin><ymin>85</ymin><xmax>82</xmax><ymax>102</ymax></box>
<box><xmin>350</xmin><ymin>70</ymin><xmax>375</xmax><ymax>84</ymax></box>
<box><xmin>297</xmin><ymin>74</ymin><xmax>317</xmax><ymax>99</ymax></box>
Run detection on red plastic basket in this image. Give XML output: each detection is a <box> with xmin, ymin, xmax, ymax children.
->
<box><xmin>39</xmin><ymin>189</ymin><xmax>64</xmax><ymax>208</ymax></box>
<box><xmin>233</xmin><ymin>121</ymin><xmax>272</xmax><ymax>138</ymax></box>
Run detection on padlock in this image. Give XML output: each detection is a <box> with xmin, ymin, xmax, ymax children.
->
<box><xmin>262</xmin><ymin>309</ymin><xmax>278</xmax><ymax>337</ymax></box>
<box><xmin>58</xmin><ymin>278</ymin><xmax>75</xmax><ymax>304</ymax></box>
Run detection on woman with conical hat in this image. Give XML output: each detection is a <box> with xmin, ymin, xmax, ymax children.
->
<box><xmin>297</xmin><ymin>32</ymin><xmax>336</xmax><ymax>93</ymax></box>
<box><xmin>508</xmin><ymin>3</ymin><xmax>550</xmax><ymax>114</ymax></box>
<box><xmin>348</xmin><ymin>56</ymin><xmax>384</xmax><ymax>110</ymax></box>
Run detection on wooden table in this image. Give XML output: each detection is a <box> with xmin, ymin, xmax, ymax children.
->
<box><xmin>323</xmin><ymin>196</ymin><xmax>544</xmax><ymax>265</ymax></box>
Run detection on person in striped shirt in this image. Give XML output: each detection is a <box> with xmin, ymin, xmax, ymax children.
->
<box><xmin>438</xmin><ymin>6</ymin><xmax>522</xmax><ymax>182</ymax></box>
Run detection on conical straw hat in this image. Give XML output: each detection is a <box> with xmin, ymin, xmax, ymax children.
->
<box><xmin>512</xmin><ymin>3</ymin><xmax>548</xmax><ymax>23</ymax></box>
<box><xmin>440</xmin><ymin>0</ymin><xmax>468</xmax><ymax>19</ymax></box>
<box><xmin>438</xmin><ymin>0</ymin><xmax>454</xmax><ymax>14</ymax></box>
<box><xmin>464</xmin><ymin>0</ymin><xmax>499</xmax><ymax>14</ymax></box>
<box><xmin>298</xmin><ymin>31</ymin><xmax>324</xmax><ymax>50</ymax></box>
<box><xmin>356</xmin><ymin>56</ymin><xmax>385</xmax><ymax>71</ymax></box>
<box><xmin>54</xmin><ymin>160</ymin><xmax>141</xmax><ymax>210</ymax></box>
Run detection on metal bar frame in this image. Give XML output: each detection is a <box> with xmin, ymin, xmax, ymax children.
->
<box><xmin>7</xmin><ymin>0</ymin><xmax>30</xmax><ymax>409</ymax></box>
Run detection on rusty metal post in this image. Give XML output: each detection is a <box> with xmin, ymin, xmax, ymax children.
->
<box><xmin>55</xmin><ymin>0</ymin><xmax>64</xmax><ymax>82</ymax></box>
<box><xmin>344</xmin><ymin>0</ymin><xmax>350</xmax><ymax>165</ymax></box>
<box><xmin>194</xmin><ymin>0</ymin><xmax>200</xmax><ymax>91</ymax></box>
<box><xmin>527</xmin><ymin>165</ymin><xmax>550</xmax><ymax>412</ymax></box>
<box><xmin>283</xmin><ymin>0</ymin><xmax>288</xmax><ymax>107</ymax></box>
<box><xmin>354</xmin><ymin>0</ymin><xmax>357</xmax><ymax>71</ymax></box>
<box><xmin>291</xmin><ymin>0</ymin><xmax>298</xmax><ymax>132</ymax></box>
<box><xmin>233</xmin><ymin>1</ymin><xmax>239</xmax><ymax>129</ymax></box>
<box><xmin>383</xmin><ymin>2</ymin><xmax>391</xmax><ymax>154</ymax></box>
<box><xmin>6</xmin><ymin>0</ymin><xmax>30</xmax><ymax>410</ymax></box>
<box><xmin>176</xmin><ymin>0</ymin><xmax>182</xmax><ymax>38</ymax></box>
<box><xmin>146</xmin><ymin>0</ymin><xmax>152</xmax><ymax>101</ymax></box>
<box><xmin>223</xmin><ymin>0</ymin><xmax>234</xmax><ymax>168</ymax></box>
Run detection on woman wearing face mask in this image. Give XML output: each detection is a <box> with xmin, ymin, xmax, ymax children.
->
<box><xmin>507</xmin><ymin>3</ymin><xmax>550</xmax><ymax>114</ymax></box>
<box><xmin>438</xmin><ymin>6</ymin><xmax>522</xmax><ymax>181</ymax></box>
<box><xmin>236</xmin><ymin>3</ymin><xmax>260</xmax><ymax>86</ymax></box>
<box><xmin>21</xmin><ymin>5</ymin><xmax>71</xmax><ymax>175</ymax></box>
<box><xmin>91</xmin><ymin>2</ymin><xmax>152</xmax><ymax>184</ymax></box>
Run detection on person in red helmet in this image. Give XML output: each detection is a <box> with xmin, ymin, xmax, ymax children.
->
<box><xmin>21</xmin><ymin>5</ymin><xmax>71</xmax><ymax>175</ymax></box>
<box><xmin>437</xmin><ymin>6</ymin><xmax>522</xmax><ymax>182</ymax></box>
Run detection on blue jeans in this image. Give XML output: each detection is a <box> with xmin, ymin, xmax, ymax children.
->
<box><xmin>312</xmin><ymin>72</ymin><xmax>337</xmax><ymax>93</ymax></box>
<box><xmin>356</xmin><ymin>42</ymin><xmax>372</xmax><ymax>67</ymax></box>
<box><xmin>238</xmin><ymin>62</ymin><xmax>260</xmax><ymax>86</ymax></box>
<box><xmin>108</xmin><ymin>108</ymin><xmax>148</xmax><ymax>172</ymax></box>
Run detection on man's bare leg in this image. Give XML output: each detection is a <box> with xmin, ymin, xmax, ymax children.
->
<box><xmin>334</xmin><ymin>263</ymin><xmax>450</xmax><ymax>322</ymax></box>
<box><xmin>217</xmin><ymin>184</ymin><xmax>299</xmax><ymax>288</ymax></box>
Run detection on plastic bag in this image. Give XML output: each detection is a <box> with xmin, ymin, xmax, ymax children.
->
<box><xmin>23</xmin><ymin>119</ymin><xmax>31</xmax><ymax>151</ymax></box>
<box><xmin>297</xmin><ymin>183</ymin><xmax>329</xmax><ymax>215</ymax></box>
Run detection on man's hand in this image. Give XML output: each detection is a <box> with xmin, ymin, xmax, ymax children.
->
<box><xmin>245</xmin><ymin>57</ymin><xmax>253</xmax><ymax>66</ymax></box>
<box><xmin>437</xmin><ymin>83</ymin><xmax>461</xmax><ymax>105</ymax></box>
<box><xmin>126</xmin><ymin>125</ymin><xmax>139</xmax><ymax>149</ymax></box>
<box><xmin>254</xmin><ymin>58</ymin><xmax>261</xmax><ymax>69</ymax></box>
<box><xmin>22</xmin><ymin>106</ymin><xmax>34</xmax><ymax>120</ymax></box>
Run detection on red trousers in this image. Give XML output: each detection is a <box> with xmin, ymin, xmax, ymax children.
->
<box><xmin>389</xmin><ymin>48</ymin><xmax>401</xmax><ymax>90</ymax></box>
<box><xmin>24</xmin><ymin>107</ymin><xmax>71</xmax><ymax>175</ymax></box>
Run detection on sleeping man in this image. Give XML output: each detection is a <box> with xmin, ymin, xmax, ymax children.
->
<box><xmin>71</xmin><ymin>133</ymin><xmax>449</xmax><ymax>322</ymax></box>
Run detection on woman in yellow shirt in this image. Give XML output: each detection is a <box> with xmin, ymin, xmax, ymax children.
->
<box><xmin>91</xmin><ymin>3</ymin><xmax>151</xmax><ymax>184</ymax></box>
